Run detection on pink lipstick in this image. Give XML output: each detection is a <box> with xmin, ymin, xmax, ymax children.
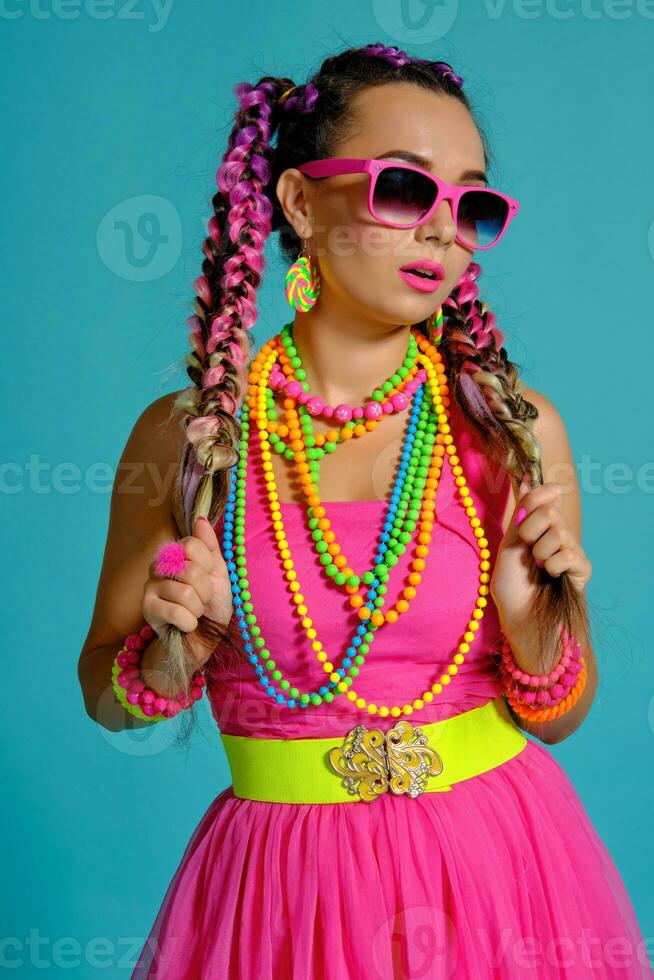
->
<box><xmin>398</xmin><ymin>259</ymin><xmax>445</xmax><ymax>294</ymax></box>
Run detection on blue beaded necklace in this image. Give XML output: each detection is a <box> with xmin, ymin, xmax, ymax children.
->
<box><xmin>221</xmin><ymin>378</ymin><xmax>434</xmax><ymax>709</ymax></box>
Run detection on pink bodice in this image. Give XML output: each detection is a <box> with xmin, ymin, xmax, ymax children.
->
<box><xmin>207</xmin><ymin>397</ymin><xmax>512</xmax><ymax>739</ymax></box>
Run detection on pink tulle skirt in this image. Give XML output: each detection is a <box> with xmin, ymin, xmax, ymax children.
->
<box><xmin>131</xmin><ymin>739</ymin><xmax>652</xmax><ymax>979</ymax></box>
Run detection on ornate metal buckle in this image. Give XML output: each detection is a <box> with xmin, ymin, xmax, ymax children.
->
<box><xmin>327</xmin><ymin>720</ymin><xmax>444</xmax><ymax>802</ymax></box>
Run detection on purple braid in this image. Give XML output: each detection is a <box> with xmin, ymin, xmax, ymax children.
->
<box><xmin>358</xmin><ymin>42</ymin><xmax>464</xmax><ymax>87</ymax></box>
<box><xmin>160</xmin><ymin>74</ymin><xmax>296</xmax><ymax>725</ymax></box>
<box><xmin>179</xmin><ymin>78</ymin><xmax>283</xmax><ymax>527</ymax></box>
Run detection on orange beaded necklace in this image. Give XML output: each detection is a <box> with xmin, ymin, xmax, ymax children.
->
<box><xmin>239</xmin><ymin>326</ymin><xmax>494</xmax><ymax>718</ymax></box>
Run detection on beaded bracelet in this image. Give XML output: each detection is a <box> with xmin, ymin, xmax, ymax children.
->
<box><xmin>499</xmin><ymin>622</ymin><xmax>577</xmax><ymax>687</ymax></box>
<box><xmin>495</xmin><ymin>623</ymin><xmax>587</xmax><ymax>720</ymax></box>
<box><xmin>498</xmin><ymin>632</ymin><xmax>584</xmax><ymax>708</ymax></box>
<box><xmin>111</xmin><ymin>623</ymin><xmax>207</xmax><ymax>723</ymax></box>
<box><xmin>502</xmin><ymin>657</ymin><xmax>583</xmax><ymax>708</ymax></box>
<box><xmin>506</xmin><ymin>659</ymin><xmax>588</xmax><ymax>722</ymax></box>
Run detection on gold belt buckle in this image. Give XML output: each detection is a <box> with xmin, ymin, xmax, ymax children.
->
<box><xmin>327</xmin><ymin>720</ymin><xmax>444</xmax><ymax>802</ymax></box>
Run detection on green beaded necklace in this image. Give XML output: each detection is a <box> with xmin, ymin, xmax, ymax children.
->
<box><xmin>222</xmin><ymin>341</ymin><xmax>440</xmax><ymax>708</ymax></box>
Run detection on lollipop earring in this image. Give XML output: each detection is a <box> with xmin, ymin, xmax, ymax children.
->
<box><xmin>285</xmin><ymin>238</ymin><xmax>320</xmax><ymax>312</ymax></box>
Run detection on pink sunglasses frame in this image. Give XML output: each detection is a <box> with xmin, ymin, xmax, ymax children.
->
<box><xmin>297</xmin><ymin>157</ymin><xmax>521</xmax><ymax>250</ymax></box>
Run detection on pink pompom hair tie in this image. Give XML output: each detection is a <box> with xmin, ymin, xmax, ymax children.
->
<box><xmin>155</xmin><ymin>541</ymin><xmax>187</xmax><ymax>579</ymax></box>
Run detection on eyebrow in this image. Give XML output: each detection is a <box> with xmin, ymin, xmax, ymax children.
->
<box><xmin>375</xmin><ymin>149</ymin><xmax>488</xmax><ymax>185</ymax></box>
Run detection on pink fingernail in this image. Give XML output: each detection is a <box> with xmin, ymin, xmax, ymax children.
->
<box><xmin>514</xmin><ymin>506</ymin><xmax>527</xmax><ymax>527</ymax></box>
<box><xmin>535</xmin><ymin>558</ymin><xmax>544</xmax><ymax>568</ymax></box>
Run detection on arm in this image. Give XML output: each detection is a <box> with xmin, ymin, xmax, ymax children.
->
<box><xmin>497</xmin><ymin>384</ymin><xmax>599</xmax><ymax>745</ymax></box>
<box><xmin>77</xmin><ymin>391</ymin><xmax>186</xmax><ymax>732</ymax></box>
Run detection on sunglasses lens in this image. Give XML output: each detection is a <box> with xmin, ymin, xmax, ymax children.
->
<box><xmin>372</xmin><ymin>167</ymin><xmax>436</xmax><ymax>225</ymax></box>
<box><xmin>457</xmin><ymin>189</ymin><xmax>509</xmax><ymax>247</ymax></box>
<box><xmin>372</xmin><ymin>168</ymin><xmax>511</xmax><ymax>246</ymax></box>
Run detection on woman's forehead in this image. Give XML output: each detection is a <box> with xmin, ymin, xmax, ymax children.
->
<box><xmin>343</xmin><ymin>85</ymin><xmax>486</xmax><ymax>174</ymax></box>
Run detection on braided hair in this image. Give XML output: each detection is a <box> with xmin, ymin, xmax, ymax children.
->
<box><xmin>163</xmin><ymin>41</ymin><xmax>590</xmax><ymax>741</ymax></box>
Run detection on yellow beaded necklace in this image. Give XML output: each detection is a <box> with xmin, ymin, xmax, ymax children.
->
<box><xmin>244</xmin><ymin>327</ymin><xmax>493</xmax><ymax>718</ymax></box>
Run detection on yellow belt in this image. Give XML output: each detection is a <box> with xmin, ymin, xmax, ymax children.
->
<box><xmin>220</xmin><ymin>696</ymin><xmax>527</xmax><ymax>804</ymax></box>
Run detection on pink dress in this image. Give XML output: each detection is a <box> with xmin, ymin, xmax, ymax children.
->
<box><xmin>132</xmin><ymin>399</ymin><xmax>652</xmax><ymax>979</ymax></box>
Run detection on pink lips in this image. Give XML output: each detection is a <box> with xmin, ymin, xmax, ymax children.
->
<box><xmin>398</xmin><ymin>269</ymin><xmax>443</xmax><ymax>293</ymax></box>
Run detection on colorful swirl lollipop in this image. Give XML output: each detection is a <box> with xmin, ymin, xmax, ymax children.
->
<box><xmin>285</xmin><ymin>254</ymin><xmax>321</xmax><ymax>311</ymax></box>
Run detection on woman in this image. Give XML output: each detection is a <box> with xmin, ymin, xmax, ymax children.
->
<box><xmin>78</xmin><ymin>42</ymin><xmax>653</xmax><ymax>979</ymax></box>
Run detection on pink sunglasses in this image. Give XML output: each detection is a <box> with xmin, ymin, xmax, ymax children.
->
<box><xmin>297</xmin><ymin>157</ymin><xmax>521</xmax><ymax>250</ymax></box>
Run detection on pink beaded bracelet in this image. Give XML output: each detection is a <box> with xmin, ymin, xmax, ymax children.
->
<box><xmin>496</xmin><ymin>623</ymin><xmax>584</xmax><ymax>710</ymax></box>
<box><xmin>500</xmin><ymin>652</ymin><xmax>584</xmax><ymax>708</ymax></box>
<box><xmin>111</xmin><ymin>623</ymin><xmax>207</xmax><ymax>723</ymax></box>
<box><xmin>500</xmin><ymin>622</ymin><xmax>577</xmax><ymax>687</ymax></box>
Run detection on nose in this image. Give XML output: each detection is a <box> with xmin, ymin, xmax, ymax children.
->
<box><xmin>416</xmin><ymin>199</ymin><xmax>457</xmax><ymax>248</ymax></box>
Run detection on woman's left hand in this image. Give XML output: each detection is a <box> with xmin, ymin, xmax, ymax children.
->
<box><xmin>489</xmin><ymin>473</ymin><xmax>592</xmax><ymax>632</ymax></box>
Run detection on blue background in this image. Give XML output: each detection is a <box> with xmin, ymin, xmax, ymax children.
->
<box><xmin>2</xmin><ymin>2</ymin><xmax>653</xmax><ymax>975</ymax></box>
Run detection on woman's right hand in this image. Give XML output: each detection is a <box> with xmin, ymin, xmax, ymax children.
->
<box><xmin>142</xmin><ymin>515</ymin><xmax>233</xmax><ymax>668</ymax></box>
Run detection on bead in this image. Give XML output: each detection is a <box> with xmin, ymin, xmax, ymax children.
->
<box><xmin>221</xmin><ymin>327</ymin><xmax>491</xmax><ymax>715</ymax></box>
<box><xmin>111</xmin><ymin>627</ymin><xmax>207</xmax><ymax>723</ymax></box>
<box><xmin>334</xmin><ymin>404</ymin><xmax>353</xmax><ymax>423</ymax></box>
<box><xmin>363</xmin><ymin>401</ymin><xmax>383</xmax><ymax>421</ymax></box>
<box><xmin>306</xmin><ymin>397</ymin><xmax>324</xmax><ymax>416</ymax></box>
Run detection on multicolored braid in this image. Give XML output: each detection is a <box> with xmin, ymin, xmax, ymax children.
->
<box><xmin>161</xmin><ymin>75</ymin><xmax>296</xmax><ymax>715</ymax></box>
<box><xmin>163</xmin><ymin>41</ymin><xmax>591</xmax><ymax>745</ymax></box>
<box><xmin>176</xmin><ymin>77</ymin><xmax>288</xmax><ymax>529</ymax></box>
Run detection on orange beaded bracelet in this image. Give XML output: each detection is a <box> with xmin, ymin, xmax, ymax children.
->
<box><xmin>506</xmin><ymin>658</ymin><xmax>588</xmax><ymax>722</ymax></box>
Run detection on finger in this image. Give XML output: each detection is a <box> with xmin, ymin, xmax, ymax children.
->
<box><xmin>532</xmin><ymin>534</ymin><xmax>572</xmax><ymax>568</ymax></box>
<box><xmin>177</xmin><ymin>533</ymin><xmax>214</xmax><ymax>573</ymax></box>
<box><xmin>534</xmin><ymin>547</ymin><xmax>573</xmax><ymax>579</ymax></box>
<box><xmin>511</xmin><ymin>473</ymin><xmax>532</xmax><ymax>527</ymax></box>
<box><xmin>150</xmin><ymin>543</ymin><xmax>212</xmax><ymax>582</ymax></box>
<box><xmin>513</xmin><ymin>478</ymin><xmax>562</xmax><ymax>526</ymax></box>
<box><xmin>515</xmin><ymin>509</ymin><xmax>560</xmax><ymax>547</ymax></box>
<box><xmin>158</xmin><ymin>578</ymin><xmax>206</xmax><ymax>620</ymax></box>
<box><xmin>153</xmin><ymin>597</ymin><xmax>199</xmax><ymax>634</ymax></box>
<box><xmin>166</xmin><ymin>560</ymin><xmax>215</xmax><ymax>606</ymax></box>
<box><xmin>193</xmin><ymin>515</ymin><xmax>223</xmax><ymax>557</ymax></box>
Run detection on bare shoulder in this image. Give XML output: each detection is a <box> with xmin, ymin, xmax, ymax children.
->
<box><xmin>126</xmin><ymin>390</ymin><xmax>188</xmax><ymax>534</ymax></box>
<box><xmin>130</xmin><ymin>390</ymin><xmax>186</xmax><ymax>455</ymax></box>
<box><xmin>502</xmin><ymin>380</ymin><xmax>581</xmax><ymax>537</ymax></box>
<box><xmin>516</xmin><ymin>381</ymin><xmax>575</xmax><ymax>464</ymax></box>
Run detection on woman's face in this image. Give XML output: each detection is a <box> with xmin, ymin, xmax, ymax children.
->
<box><xmin>277</xmin><ymin>81</ymin><xmax>488</xmax><ymax>328</ymax></box>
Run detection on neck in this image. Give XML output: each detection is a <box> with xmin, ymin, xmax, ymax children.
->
<box><xmin>286</xmin><ymin>306</ymin><xmax>414</xmax><ymax>407</ymax></box>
